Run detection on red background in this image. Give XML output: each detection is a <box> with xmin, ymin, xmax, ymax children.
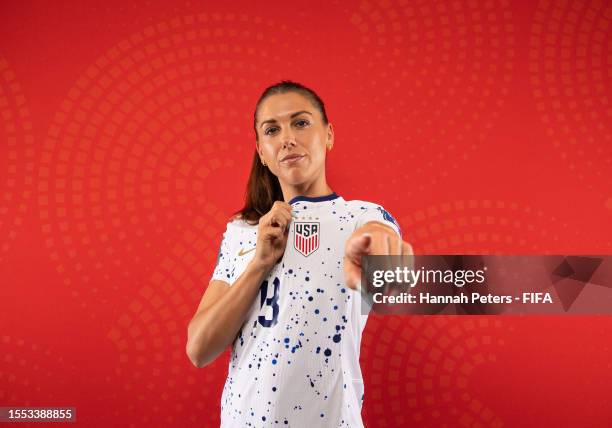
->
<box><xmin>1</xmin><ymin>0</ymin><xmax>611</xmax><ymax>427</ymax></box>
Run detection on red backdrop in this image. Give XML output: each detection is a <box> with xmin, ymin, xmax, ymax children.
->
<box><xmin>1</xmin><ymin>0</ymin><xmax>611</xmax><ymax>427</ymax></box>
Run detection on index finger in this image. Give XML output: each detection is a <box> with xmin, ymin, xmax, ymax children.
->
<box><xmin>272</xmin><ymin>200</ymin><xmax>292</xmax><ymax>211</ymax></box>
<box><xmin>274</xmin><ymin>201</ymin><xmax>295</xmax><ymax>216</ymax></box>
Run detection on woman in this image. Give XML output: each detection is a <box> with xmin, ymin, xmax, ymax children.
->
<box><xmin>186</xmin><ymin>80</ymin><xmax>412</xmax><ymax>427</ymax></box>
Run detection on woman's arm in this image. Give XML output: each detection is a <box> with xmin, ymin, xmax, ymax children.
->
<box><xmin>186</xmin><ymin>261</ymin><xmax>269</xmax><ymax>368</ymax></box>
<box><xmin>186</xmin><ymin>201</ymin><xmax>293</xmax><ymax>368</ymax></box>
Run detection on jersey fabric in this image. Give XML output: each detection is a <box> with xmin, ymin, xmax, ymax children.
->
<box><xmin>211</xmin><ymin>193</ymin><xmax>401</xmax><ymax>428</ymax></box>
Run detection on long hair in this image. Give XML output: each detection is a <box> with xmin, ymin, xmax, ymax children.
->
<box><xmin>235</xmin><ymin>80</ymin><xmax>329</xmax><ymax>224</ymax></box>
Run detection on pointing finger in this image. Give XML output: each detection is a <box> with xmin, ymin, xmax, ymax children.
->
<box><xmin>349</xmin><ymin>233</ymin><xmax>372</xmax><ymax>254</ymax></box>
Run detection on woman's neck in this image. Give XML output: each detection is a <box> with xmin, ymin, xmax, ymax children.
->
<box><xmin>281</xmin><ymin>179</ymin><xmax>333</xmax><ymax>203</ymax></box>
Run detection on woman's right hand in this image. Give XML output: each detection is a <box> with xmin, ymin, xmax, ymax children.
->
<box><xmin>251</xmin><ymin>201</ymin><xmax>293</xmax><ymax>270</ymax></box>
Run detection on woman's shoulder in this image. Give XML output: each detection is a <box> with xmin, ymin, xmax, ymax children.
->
<box><xmin>216</xmin><ymin>215</ymin><xmax>257</xmax><ymax>249</ymax></box>
<box><xmin>343</xmin><ymin>199</ymin><xmax>399</xmax><ymax>225</ymax></box>
<box><xmin>342</xmin><ymin>198</ymin><xmax>385</xmax><ymax>211</ymax></box>
<box><xmin>225</xmin><ymin>214</ymin><xmax>258</xmax><ymax>230</ymax></box>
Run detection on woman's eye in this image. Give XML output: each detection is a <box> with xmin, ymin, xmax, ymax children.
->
<box><xmin>264</xmin><ymin>121</ymin><xmax>308</xmax><ymax>136</ymax></box>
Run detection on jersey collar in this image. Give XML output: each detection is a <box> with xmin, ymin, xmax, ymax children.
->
<box><xmin>288</xmin><ymin>192</ymin><xmax>340</xmax><ymax>205</ymax></box>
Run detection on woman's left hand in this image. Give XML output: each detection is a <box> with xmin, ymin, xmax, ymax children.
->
<box><xmin>343</xmin><ymin>222</ymin><xmax>413</xmax><ymax>291</ymax></box>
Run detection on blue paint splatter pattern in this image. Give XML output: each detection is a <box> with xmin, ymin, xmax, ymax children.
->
<box><xmin>210</xmin><ymin>195</ymin><xmax>401</xmax><ymax>427</ymax></box>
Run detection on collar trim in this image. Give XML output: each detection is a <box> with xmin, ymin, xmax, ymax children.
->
<box><xmin>289</xmin><ymin>192</ymin><xmax>340</xmax><ymax>205</ymax></box>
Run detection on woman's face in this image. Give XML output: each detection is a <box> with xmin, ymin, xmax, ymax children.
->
<box><xmin>256</xmin><ymin>92</ymin><xmax>333</xmax><ymax>187</ymax></box>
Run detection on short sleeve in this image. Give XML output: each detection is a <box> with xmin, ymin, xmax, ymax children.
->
<box><xmin>354</xmin><ymin>204</ymin><xmax>402</xmax><ymax>238</ymax></box>
<box><xmin>210</xmin><ymin>222</ymin><xmax>235</xmax><ymax>284</ymax></box>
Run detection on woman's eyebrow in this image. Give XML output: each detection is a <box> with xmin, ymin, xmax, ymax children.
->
<box><xmin>260</xmin><ymin>111</ymin><xmax>313</xmax><ymax>128</ymax></box>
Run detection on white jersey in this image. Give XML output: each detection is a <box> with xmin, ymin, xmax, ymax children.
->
<box><xmin>211</xmin><ymin>193</ymin><xmax>401</xmax><ymax>428</ymax></box>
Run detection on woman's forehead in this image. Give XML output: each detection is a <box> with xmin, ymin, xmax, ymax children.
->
<box><xmin>258</xmin><ymin>92</ymin><xmax>316</xmax><ymax>121</ymax></box>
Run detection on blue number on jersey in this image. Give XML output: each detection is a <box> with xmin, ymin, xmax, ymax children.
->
<box><xmin>258</xmin><ymin>276</ymin><xmax>280</xmax><ymax>327</ymax></box>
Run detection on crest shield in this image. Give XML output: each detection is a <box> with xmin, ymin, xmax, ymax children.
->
<box><xmin>294</xmin><ymin>222</ymin><xmax>320</xmax><ymax>257</ymax></box>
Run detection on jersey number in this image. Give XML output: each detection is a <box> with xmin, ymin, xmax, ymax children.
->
<box><xmin>258</xmin><ymin>276</ymin><xmax>280</xmax><ymax>327</ymax></box>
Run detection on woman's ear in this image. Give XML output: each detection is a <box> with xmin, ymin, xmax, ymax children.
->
<box><xmin>326</xmin><ymin>123</ymin><xmax>334</xmax><ymax>150</ymax></box>
<box><xmin>256</xmin><ymin>142</ymin><xmax>263</xmax><ymax>160</ymax></box>
<box><xmin>256</xmin><ymin>142</ymin><xmax>266</xmax><ymax>165</ymax></box>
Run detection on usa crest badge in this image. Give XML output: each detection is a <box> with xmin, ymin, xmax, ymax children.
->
<box><xmin>294</xmin><ymin>222</ymin><xmax>320</xmax><ymax>257</ymax></box>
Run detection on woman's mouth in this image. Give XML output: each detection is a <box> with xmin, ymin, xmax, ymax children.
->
<box><xmin>280</xmin><ymin>154</ymin><xmax>305</xmax><ymax>165</ymax></box>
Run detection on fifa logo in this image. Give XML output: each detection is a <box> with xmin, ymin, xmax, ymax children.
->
<box><xmin>294</xmin><ymin>222</ymin><xmax>320</xmax><ymax>257</ymax></box>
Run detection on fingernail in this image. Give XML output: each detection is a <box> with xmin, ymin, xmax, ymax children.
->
<box><xmin>361</xmin><ymin>233</ymin><xmax>372</xmax><ymax>239</ymax></box>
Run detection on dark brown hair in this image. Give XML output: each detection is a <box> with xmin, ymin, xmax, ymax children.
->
<box><xmin>234</xmin><ymin>80</ymin><xmax>329</xmax><ymax>224</ymax></box>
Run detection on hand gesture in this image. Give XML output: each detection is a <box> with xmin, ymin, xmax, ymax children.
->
<box><xmin>344</xmin><ymin>222</ymin><xmax>413</xmax><ymax>291</ymax></box>
<box><xmin>252</xmin><ymin>201</ymin><xmax>293</xmax><ymax>270</ymax></box>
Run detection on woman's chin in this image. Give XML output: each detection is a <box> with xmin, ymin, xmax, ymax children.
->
<box><xmin>279</xmin><ymin>171</ymin><xmax>310</xmax><ymax>186</ymax></box>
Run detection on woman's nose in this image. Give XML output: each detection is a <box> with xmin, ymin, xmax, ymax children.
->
<box><xmin>281</xmin><ymin>131</ymin><xmax>297</xmax><ymax>148</ymax></box>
